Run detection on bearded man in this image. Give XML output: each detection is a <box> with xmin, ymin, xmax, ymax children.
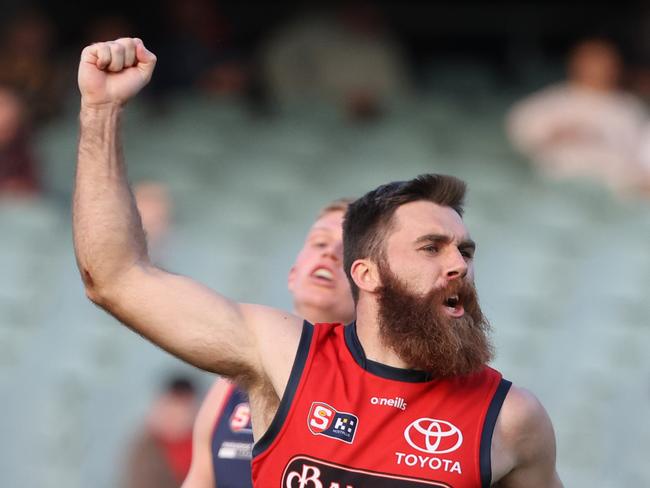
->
<box><xmin>74</xmin><ymin>37</ymin><xmax>563</xmax><ymax>487</ymax></box>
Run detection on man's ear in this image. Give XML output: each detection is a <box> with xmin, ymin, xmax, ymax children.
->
<box><xmin>351</xmin><ymin>259</ymin><xmax>381</xmax><ymax>294</ymax></box>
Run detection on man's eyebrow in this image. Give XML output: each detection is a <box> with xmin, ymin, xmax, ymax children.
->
<box><xmin>308</xmin><ymin>227</ymin><xmax>331</xmax><ymax>235</ymax></box>
<box><xmin>307</xmin><ymin>228</ymin><xmax>333</xmax><ymax>239</ymax></box>
<box><xmin>414</xmin><ymin>233</ymin><xmax>451</xmax><ymax>245</ymax></box>
<box><xmin>415</xmin><ymin>233</ymin><xmax>476</xmax><ymax>251</ymax></box>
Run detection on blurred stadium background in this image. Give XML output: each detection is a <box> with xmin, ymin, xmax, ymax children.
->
<box><xmin>0</xmin><ymin>1</ymin><xmax>648</xmax><ymax>487</ymax></box>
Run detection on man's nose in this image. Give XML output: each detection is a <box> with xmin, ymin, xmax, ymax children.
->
<box><xmin>446</xmin><ymin>248</ymin><xmax>468</xmax><ymax>280</ymax></box>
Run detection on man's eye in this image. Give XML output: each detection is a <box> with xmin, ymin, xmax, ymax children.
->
<box><xmin>422</xmin><ymin>245</ymin><xmax>439</xmax><ymax>253</ymax></box>
<box><xmin>460</xmin><ymin>247</ymin><xmax>476</xmax><ymax>259</ymax></box>
<box><xmin>313</xmin><ymin>241</ymin><xmax>327</xmax><ymax>248</ymax></box>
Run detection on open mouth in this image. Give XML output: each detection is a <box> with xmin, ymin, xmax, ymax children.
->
<box><xmin>311</xmin><ymin>267</ymin><xmax>334</xmax><ymax>284</ymax></box>
<box><xmin>443</xmin><ymin>294</ymin><xmax>465</xmax><ymax>317</ymax></box>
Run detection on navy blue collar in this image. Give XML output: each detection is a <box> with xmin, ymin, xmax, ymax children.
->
<box><xmin>344</xmin><ymin>322</ymin><xmax>433</xmax><ymax>382</ymax></box>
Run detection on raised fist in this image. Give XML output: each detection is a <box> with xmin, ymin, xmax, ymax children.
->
<box><xmin>78</xmin><ymin>38</ymin><xmax>157</xmax><ymax>107</ymax></box>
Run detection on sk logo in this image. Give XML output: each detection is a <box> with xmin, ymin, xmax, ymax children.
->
<box><xmin>308</xmin><ymin>402</ymin><xmax>359</xmax><ymax>444</ymax></box>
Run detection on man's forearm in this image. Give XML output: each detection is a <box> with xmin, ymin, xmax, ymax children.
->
<box><xmin>73</xmin><ymin>104</ymin><xmax>149</xmax><ymax>298</ymax></box>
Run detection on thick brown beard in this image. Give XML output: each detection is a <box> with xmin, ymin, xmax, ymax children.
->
<box><xmin>376</xmin><ymin>263</ymin><xmax>493</xmax><ymax>378</ymax></box>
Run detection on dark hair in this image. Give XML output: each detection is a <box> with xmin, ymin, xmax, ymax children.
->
<box><xmin>343</xmin><ymin>174</ymin><xmax>467</xmax><ymax>302</ymax></box>
<box><xmin>163</xmin><ymin>375</ymin><xmax>196</xmax><ymax>396</ymax></box>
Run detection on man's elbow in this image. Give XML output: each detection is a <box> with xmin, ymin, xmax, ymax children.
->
<box><xmin>81</xmin><ymin>268</ymin><xmax>113</xmax><ymax>307</ymax></box>
<box><xmin>80</xmin><ymin>265</ymin><xmax>135</xmax><ymax>309</ymax></box>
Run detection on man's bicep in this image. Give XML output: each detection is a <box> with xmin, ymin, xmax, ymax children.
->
<box><xmin>97</xmin><ymin>265</ymin><xmax>259</xmax><ymax>377</ymax></box>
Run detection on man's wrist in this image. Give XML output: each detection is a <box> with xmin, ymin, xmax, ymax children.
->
<box><xmin>79</xmin><ymin>100</ymin><xmax>123</xmax><ymax>126</ymax></box>
<box><xmin>80</xmin><ymin>99</ymin><xmax>124</xmax><ymax>114</ymax></box>
<box><xmin>79</xmin><ymin>100</ymin><xmax>124</xmax><ymax>144</ymax></box>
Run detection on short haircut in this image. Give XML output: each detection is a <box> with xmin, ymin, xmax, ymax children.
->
<box><xmin>316</xmin><ymin>197</ymin><xmax>354</xmax><ymax>220</ymax></box>
<box><xmin>343</xmin><ymin>174</ymin><xmax>467</xmax><ymax>302</ymax></box>
<box><xmin>163</xmin><ymin>375</ymin><xmax>196</xmax><ymax>396</ymax></box>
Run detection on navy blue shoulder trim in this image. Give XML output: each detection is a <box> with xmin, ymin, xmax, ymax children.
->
<box><xmin>480</xmin><ymin>378</ymin><xmax>512</xmax><ymax>488</ymax></box>
<box><xmin>252</xmin><ymin>321</ymin><xmax>314</xmax><ymax>457</ymax></box>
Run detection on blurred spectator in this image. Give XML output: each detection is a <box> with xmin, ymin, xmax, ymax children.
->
<box><xmin>134</xmin><ymin>181</ymin><xmax>172</xmax><ymax>252</ymax></box>
<box><xmin>121</xmin><ymin>189</ymin><xmax>187</xmax><ymax>488</ymax></box>
<box><xmin>0</xmin><ymin>8</ymin><xmax>65</xmax><ymax>125</ymax></box>
<box><xmin>122</xmin><ymin>376</ymin><xmax>199</xmax><ymax>488</ymax></box>
<box><xmin>0</xmin><ymin>85</ymin><xmax>40</xmax><ymax>198</ymax></box>
<box><xmin>152</xmin><ymin>0</ymin><xmax>249</xmax><ymax>99</ymax></box>
<box><xmin>507</xmin><ymin>39</ymin><xmax>650</xmax><ymax>195</ymax></box>
<box><xmin>84</xmin><ymin>14</ymin><xmax>135</xmax><ymax>46</ymax></box>
<box><xmin>628</xmin><ymin>7</ymin><xmax>650</xmax><ymax>104</ymax></box>
<box><xmin>262</xmin><ymin>2</ymin><xmax>410</xmax><ymax>121</ymax></box>
<box><xmin>628</xmin><ymin>67</ymin><xmax>650</xmax><ymax>105</ymax></box>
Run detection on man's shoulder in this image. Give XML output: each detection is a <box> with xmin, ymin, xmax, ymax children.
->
<box><xmin>496</xmin><ymin>384</ymin><xmax>557</xmax><ymax>470</ymax></box>
<box><xmin>242</xmin><ymin>304</ymin><xmax>305</xmax><ymax>361</ymax></box>
<box><xmin>498</xmin><ymin>385</ymin><xmax>554</xmax><ymax>447</ymax></box>
<box><xmin>491</xmin><ymin>384</ymin><xmax>563</xmax><ymax>486</ymax></box>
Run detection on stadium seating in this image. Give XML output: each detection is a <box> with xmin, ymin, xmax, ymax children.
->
<box><xmin>1</xmin><ymin>88</ymin><xmax>647</xmax><ymax>488</ymax></box>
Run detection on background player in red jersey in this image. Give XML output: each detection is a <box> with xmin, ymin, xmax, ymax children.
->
<box><xmin>182</xmin><ymin>200</ymin><xmax>355</xmax><ymax>488</ymax></box>
<box><xmin>74</xmin><ymin>38</ymin><xmax>563</xmax><ymax>487</ymax></box>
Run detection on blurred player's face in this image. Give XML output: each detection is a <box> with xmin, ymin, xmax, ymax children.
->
<box><xmin>289</xmin><ymin>210</ymin><xmax>355</xmax><ymax>324</ymax></box>
<box><xmin>374</xmin><ymin>201</ymin><xmax>492</xmax><ymax>375</ymax></box>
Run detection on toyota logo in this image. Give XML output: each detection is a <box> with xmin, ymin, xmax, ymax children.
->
<box><xmin>404</xmin><ymin>418</ymin><xmax>463</xmax><ymax>454</ymax></box>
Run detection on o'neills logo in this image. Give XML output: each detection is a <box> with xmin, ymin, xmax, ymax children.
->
<box><xmin>370</xmin><ymin>396</ymin><xmax>407</xmax><ymax>411</ymax></box>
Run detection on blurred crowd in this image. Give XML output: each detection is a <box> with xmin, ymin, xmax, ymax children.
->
<box><xmin>507</xmin><ymin>39</ymin><xmax>650</xmax><ymax>195</ymax></box>
<box><xmin>1</xmin><ymin>2</ymin><xmax>649</xmax><ymax>203</ymax></box>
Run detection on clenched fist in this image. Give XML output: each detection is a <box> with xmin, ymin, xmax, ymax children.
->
<box><xmin>78</xmin><ymin>38</ymin><xmax>157</xmax><ymax>107</ymax></box>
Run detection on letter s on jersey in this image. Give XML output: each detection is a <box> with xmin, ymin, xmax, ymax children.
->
<box><xmin>309</xmin><ymin>403</ymin><xmax>334</xmax><ymax>433</ymax></box>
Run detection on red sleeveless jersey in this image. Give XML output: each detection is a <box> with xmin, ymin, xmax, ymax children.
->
<box><xmin>251</xmin><ymin>322</ymin><xmax>511</xmax><ymax>487</ymax></box>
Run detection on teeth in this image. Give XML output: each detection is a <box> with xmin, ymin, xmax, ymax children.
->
<box><xmin>313</xmin><ymin>268</ymin><xmax>334</xmax><ymax>280</ymax></box>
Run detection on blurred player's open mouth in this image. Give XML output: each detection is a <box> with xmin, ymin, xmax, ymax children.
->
<box><xmin>310</xmin><ymin>266</ymin><xmax>336</xmax><ymax>287</ymax></box>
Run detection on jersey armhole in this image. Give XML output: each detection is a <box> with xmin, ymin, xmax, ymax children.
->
<box><xmin>480</xmin><ymin>378</ymin><xmax>512</xmax><ymax>488</ymax></box>
<box><xmin>251</xmin><ymin>320</ymin><xmax>314</xmax><ymax>458</ymax></box>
